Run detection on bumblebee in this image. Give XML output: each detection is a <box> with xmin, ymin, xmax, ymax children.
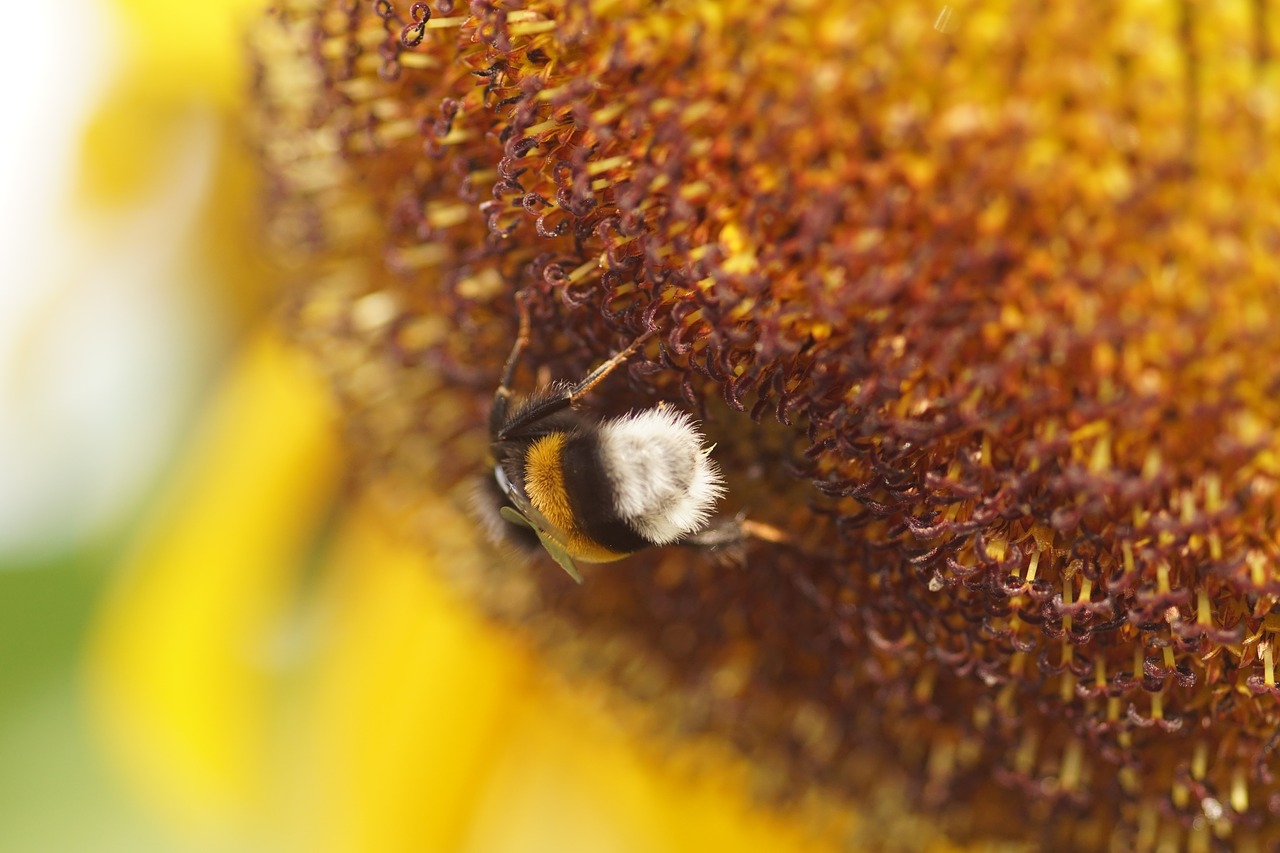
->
<box><xmin>478</xmin><ymin>295</ymin><xmax>726</xmax><ymax>582</ymax></box>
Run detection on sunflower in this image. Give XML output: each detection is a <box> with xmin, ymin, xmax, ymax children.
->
<box><xmin>66</xmin><ymin>0</ymin><xmax>1280</xmax><ymax>850</ymax></box>
<box><xmin>248</xmin><ymin>0</ymin><xmax>1280</xmax><ymax>848</ymax></box>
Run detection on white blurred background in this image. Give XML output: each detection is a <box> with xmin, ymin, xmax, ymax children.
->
<box><xmin>0</xmin><ymin>0</ymin><xmax>225</xmax><ymax>558</ymax></box>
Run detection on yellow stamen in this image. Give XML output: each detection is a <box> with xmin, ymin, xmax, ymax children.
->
<box><xmin>1192</xmin><ymin>742</ymin><xmax>1207</xmax><ymax>781</ymax></box>
<box><xmin>424</xmin><ymin>16</ymin><xmax>468</xmax><ymax>29</ymax></box>
<box><xmin>1060</xmin><ymin>740</ymin><xmax>1082</xmax><ymax>792</ymax></box>
<box><xmin>373</xmin><ymin>119</ymin><xmax>419</xmax><ymax>144</ymax></box>
<box><xmin>1088</xmin><ymin>433</ymin><xmax>1111</xmax><ymax>472</ymax></box>
<box><xmin>913</xmin><ymin>667</ymin><xmax>935</xmax><ymax>704</ymax></box>
<box><xmin>1231</xmin><ymin>768</ymin><xmax>1249</xmax><ymax>813</ymax></box>
<box><xmin>587</xmin><ymin>155</ymin><xmax>631</xmax><ymax>177</ymax></box>
<box><xmin>1249</xmin><ymin>551</ymin><xmax>1266</xmax><ymax>587</ymax></box>
<box><xmin>523</xmin><ymin>117</ymin><xmax>565</xmax><ymax>137</ymax></box>
<box><xmin>425</xmin><ymin>203</ymin><xmax>471</xmax><ymax>230</ymax></box>
<box><xmin>1014</xmin><ymin>730</ymin><xmax>1037</xmax><ymax>776</ymax></box>
<box><xmin>398</xmin><ymin>52</ymin><xmax>439</xmax><ymax>70</ymax></box>
<box><xmin>1141</xmin><ymin>448</ymin><xmax>1162</xmax><ymax>479</ymax></box>
<box><xmin>566</xmin><ymin>258</ymin><xmax>598</xmax><ymax>284</ymax></box>
<box><xmin>438</xmin><ymin>128</ymin><xmax>476</xmax><ymax>146</ymax></box>
<box><xmin>1204</xmin><ymin>474</ymin><xmax>1222</xmax><ymax>512</ymax></box>
<box><xmin>387</xmin><ymin>243</ymin><xmax>450</xmax><ymax>270</ymax></box>
<box><xmin>509</xmin><ymin>20</ymin><xmax>558</xmax><ymax>35</ymax></box>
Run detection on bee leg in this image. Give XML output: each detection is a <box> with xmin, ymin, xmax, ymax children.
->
<box><xmin>679</xmin><ymin>516</ymin><xmax>798</xmax><ymax>566</ymax></box>
<box><xmin>566</xmin><ymin>324</ymin><xmax>658</xmax><ymax>404</ymax></box>
<box><xmin>491</xmin><ymin>290</ymin><xmax>534</xmax><ymax>433</ymax></box>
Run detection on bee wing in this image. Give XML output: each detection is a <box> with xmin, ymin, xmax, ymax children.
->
<box><xmin>498</xmin><ymin>506</ymin><xmax>584</xmax><ymax>584</ymax></box>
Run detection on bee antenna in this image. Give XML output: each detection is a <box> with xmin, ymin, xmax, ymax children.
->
<box><xmin>496</xmin><ymin>291</ymin><xmax>533</xmax><ymax>399</ymax></box>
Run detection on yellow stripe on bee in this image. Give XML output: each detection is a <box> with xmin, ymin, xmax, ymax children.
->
<box><xmin>523</xmin><ymin>434</ymin><xmax>630</xmax><ymax>564</ymax></box>
<box><xmin>524</xmin><ymin>434</ymin><xmax>575</xmax><ymax>532</ymax></box>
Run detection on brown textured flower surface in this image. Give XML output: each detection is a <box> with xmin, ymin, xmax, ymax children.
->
<box><xmin>251</xmin><ymin>0</ymin><xmax>1280</xmax><ymax>847</ymax></box>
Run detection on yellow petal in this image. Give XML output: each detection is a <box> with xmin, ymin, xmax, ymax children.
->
<box><xmin>80</xmin><ymin>0</ymin><xmax>268</xmax><ymax>206</ymax></box>
<box><xmin>87</xmin><ymin>328</ymin><xmax>345</xmax><ymax>840</ymax></box>
<box><xmin>286</xmin><ymin>508</ymin><xmax>848</xmax><ymax>852</ymax></box>
<box><xmin>281</xmin><ymin>505</ymin><xmax>535</xmax><ymax>853</ymax></box>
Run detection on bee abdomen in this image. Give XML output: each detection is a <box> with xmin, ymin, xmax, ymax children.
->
<box><xmin>559</xmin><ymin>432</ymin><xmax>654</xmax><ymax>555</ymax></box>
<box><xmin>592</xmin><ymin>408</ymin><xmax>725</xmax><ymax>546</ymax></box>
<box><xmin>522</xmin><ymin>407</ymin><xmax>725</xmax><ymax>561</ymax></box>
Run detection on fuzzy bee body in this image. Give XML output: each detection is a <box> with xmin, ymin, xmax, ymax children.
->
<box><xmin>480</xmin><ymin>300</ymin><xmax>725</xmax><ymax>581</ymax></box>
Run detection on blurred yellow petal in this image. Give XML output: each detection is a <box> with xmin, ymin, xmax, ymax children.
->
<box><xmin>109</xmin><ymin>0</ymin><xmax>267</xmax><ymax>102</ymax></box>
<box><xmin>79</xmin><ymin>0</ymin><xmax>265</xmax><ymax>206</ymax></box>
<box><xmin>88</xmin><ymin>328</ymin><xmax>345</xmax><ymax>842</ymax></box>
<box><xmin>289</xmin><ymin>511</ymin><xmax>849</xmax><ymax>853</ymax></box>
<box><xmin>79</xmin><ymin>0</ymin><xmax>279</xmax><ymax>321</ymax></box>
<box><xmin>283</xmin><ymin>508</ymin><xmax>534</xmax><ymax>853</ymax></box>
<box><xmin>459</xmin><ymin>690</ymin><xmax>849</xmax><ymax>853</ymax></box>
